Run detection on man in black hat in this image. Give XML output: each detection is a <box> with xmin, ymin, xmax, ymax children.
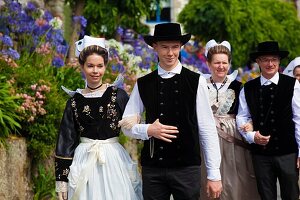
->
<box><xmin>119</xmin><ymin>23</ymin><xmax>222</xmax><ymax>199</ymax></box>
<box><xmin>237</xmin><ymin>41</ymin><xmax>300</xmax><ymax>200</ymax></box>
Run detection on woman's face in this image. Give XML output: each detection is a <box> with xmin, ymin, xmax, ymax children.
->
<box><xmin>81</xmin><ymin>53</ymin><xmax>106</xmax><ymax>87</ymax></box>
<box><xmin>294</xmin><ymin>66</ymin><xmax>300</xmax><ymax>82</ymax></box>
<box><xmin>207</xmin><ymin>53</ymin><xmax>230</xmax><ymax>82</ymax></box>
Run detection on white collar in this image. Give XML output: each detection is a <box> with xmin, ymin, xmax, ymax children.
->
<box><xmin>157</xmin><ymin>61</ymin><xmax>182</xmax><ymax>75</ymax></box>
<box><xmin>260</xmin><ymin>72</ymin><xmax>279</xmax><ymax>85</ymax></box>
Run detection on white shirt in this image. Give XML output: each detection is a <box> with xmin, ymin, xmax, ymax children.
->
<box><xmin>236</xmin><ymin>72</ymin><xmax>300</xmax><ymax>156</ymax></box>
<box><xmin>122</xmin><ymin>62</ymin><xmax>221</xmax><ymax>181</ymax></box>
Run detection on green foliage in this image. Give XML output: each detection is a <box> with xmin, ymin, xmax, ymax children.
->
<box><xmin>0</xmin><ymin>75</ymin><xmax>21</xmax><ymax>144</ymax></box>
<box><xmin>33</xmin><ymin>164</ymin><xmax>56</xmax><ymax>200</ymax></box>
<box><xmin>178</xmin><ymin>0</ymin><xmax>300</xmax><ymax>68</ymax></box>
<box><xmin>83</xmin><ymin>0</ymin><xmax>155</xmax><ymax>37</ymax></box>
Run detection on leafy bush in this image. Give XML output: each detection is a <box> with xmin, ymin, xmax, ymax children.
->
<box><xmin>0</xmin><ymin>75</ymin><xmax>21</xmax><ymax>144</ymax></box>
<box><xmin>178</xmin><ymin>0</ymin><xmax>300</xmax><ymax>68</ymax></box>
<box><xmin>32</xmin><ymin>164</ymin><xmax>56</xmax><ymax>200</ymax></box>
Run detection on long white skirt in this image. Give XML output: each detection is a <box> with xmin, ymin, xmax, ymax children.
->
<box><xmin>67</xmin><ymin>137</ymin><xmax>143</xmax><ymax>200</ymax></box>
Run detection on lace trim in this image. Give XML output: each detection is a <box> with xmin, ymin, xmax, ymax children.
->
<box><xmin>56</xmin><ymin>181</ymin><xmax>68</xmax><ymax>192</ymax></box>
<box><xmin>118</xmin><ymin>114</ymin><xmax>141</xmax><ymax>130</ymax></box>
<box><xmin>209</xmin><ymin>89</ymin><xmax>235</xmax><ymax>115</ymax></box>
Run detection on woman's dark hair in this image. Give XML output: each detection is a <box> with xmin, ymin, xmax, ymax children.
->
<box><xmin>78</xmin><ymin>45</ymin><xmax>108</xmax><ymax>65</ymax></box>
<box><xmin>206</xmin><ymin>45</ymin><xmax>231</xmax><ymax>63</ymax></box>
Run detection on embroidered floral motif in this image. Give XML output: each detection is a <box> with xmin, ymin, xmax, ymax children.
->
<box><xmin>83</xmin><ymin>105</ymin><xmax>91</xmax><ymax>115</ymax></box>
<box><xmin>102</xmin><ymin>87</ymin><xmax>119</xmax><ymax>130</ymax></box>
<box><xmin>99</xmin><ymin>106</ymin><xmax>103</xmax><ymax>113</ymax></box>
<box><xmin>63</xmin><ymin>168</ymin><xmax>69</xmax><ymax>176</ymax></box>
<box><xmin>82</xmin><ymin>105</ymin><xmax>94</xmax><ymax>119</ymax></box>
<box><xmin>71</xmin><ymin>98</ymin><xmax>84</xmax><ymax>133</ymax></box>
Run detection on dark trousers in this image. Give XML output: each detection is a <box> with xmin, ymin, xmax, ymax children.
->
<box><xmin>142</xmin><ymin>165</ymin><xmax>201</xmax><ymax>200</ymax></box>
<box><xmin>252</xmin><ymin>153</ymin><xmax>299</xmax><ymax>200</ymax></box>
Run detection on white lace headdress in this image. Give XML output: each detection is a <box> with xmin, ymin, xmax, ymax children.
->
<box><xmin>204</xmin><ymin>39</ymin><xmax>231</xmax><ymax>57</ymax></box>
<box><xmin>283</xmin><ymin>57</ymin><xmax>300</xmax><ymax>77</ymax></box>
<box><xmin>75</xmin><ymin>35</ymin><xmax>108</xmax><ymax>57</ymax></box>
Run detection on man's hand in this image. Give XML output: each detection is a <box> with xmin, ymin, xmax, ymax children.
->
<box><xmin>297</xmin><ymin>157</ymin><xmax>300</xmax><ymax>168</ymax></box>
<box><xmin>206</xmin><ymin>180</ymin><xmax>222</xmax><ymax>199</ymax></box>
<box><xmin>147</xmin><ymin>119</ymin><xmax>178</xmax><ymax>142</ymax></box>
<box><xmin>254</xmin><ymin>131</ymin><xmax>270</xmax><ymax>146</ymax></box>
<box><xmin>57</xmin><ymin>192</ymin><xmax>67</xmax><ymax>200</ymax></box>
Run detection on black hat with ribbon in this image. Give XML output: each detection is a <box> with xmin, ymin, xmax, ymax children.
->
<box><xmin>143</xmin><ymin>23</ymin><xmax>191</xmax><ymax>47</ymax></box>
<box><xmin>250</xmin><ymin>41</ymin><xmax>289</xmax><ymax>61</ymax></box>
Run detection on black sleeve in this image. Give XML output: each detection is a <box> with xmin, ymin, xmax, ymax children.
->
<box><xmin>116</xmin><ymin>88</ymin><xmax>129</xmax><ymax>114</ymax></box>
<box><xmin>55</xmin><ymin>98</ymin><xmax>80</xmax><ymax>182</ymax></box>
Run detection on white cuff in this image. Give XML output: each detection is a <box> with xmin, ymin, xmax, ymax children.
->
<box><xmin>56</xmin><ymin>181</ymin><xmax>68</xmax><ymax>193</ymax></box>
<box><xmin>207</xmin><ymin>169</ymin><xmax>221</xmax><ymax>181</ymax></box>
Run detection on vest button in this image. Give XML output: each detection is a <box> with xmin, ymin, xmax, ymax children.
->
<box><xmin>160</xmin><ymin>102</ymin><xmax>164</xmax><ymax>106</ymax></box>
<box><xmin>270</xmin><ymin>110</ymin><xmax>274</xmax><ymax>114</ymax></box>
<box><xmin>174</xmin><ymin>90</ymin><xmax>179</xmax><ymax>93</ymax></box>
<box><xmin>160</xmin><ymin>81</ymin><xmax>164</xmax><ymax>84</ymax></box>
<box><xmin>275</xmin><ymin>147</ymin><xmax>279</xmax><ymax>150</ymax></box>
<box><xmin>160</xmin><ymin>146</ymin><xmax>164</xmax><ymax>150</ymax></box>
<box><xmin>270</xmin><ymin>94</ymin><xmax>275</xmax><ymax>98</ymax></box>
<box><xmin>160</xmin><ymin>91</ymin><xmax>163</xmax><ymax>95</ymax></box>
<box><xmin>260</xmin><ymin>122</ymin><xmax>264</xmax><ymax>126</ymax></box>
<box><xmin>174</xmin><ymin>80</ymin><xmax>178</xmax><ymax>84</ymax></box>
<box><xmin>272</xmin><ymin>128</ymin><xmax>276</xmax><ymax>132</ymax></box>
<box><xmin>274</xmin><ymin>137</ymin><xmax>278</xmax><ymax>141</ymax></box>
<box><xmin>260</xmin><ymin>105</ymin><xmax>263</xmax><ymax>109</ymax></box>
<box><xmin>160</xmin><ymin>113</ymin><xmax>164</xmax><ymax>116</ymax></box>
<box><xmin>260</xmin><ymin>113</ymin><xmax>264</xmax><ymax>117</ymax></box>
<box><xmin>270</xmin><ymin>119</ymin><xmax>275</xmax><ymax>123</ymax></box>
<box><xmin>159</xmin><ymin>157</ymin><xmax>163</xmax><ymax>161</ymax></box>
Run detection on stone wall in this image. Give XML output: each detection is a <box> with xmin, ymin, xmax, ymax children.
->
<box><xmin>0</xmin><ymin>137</ymin><xmax>33</xmax><ymax>200</ymax></box>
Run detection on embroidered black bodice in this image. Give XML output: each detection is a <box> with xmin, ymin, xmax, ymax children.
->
<box><xmin>55</xmin><ymin>86</ymin><xmax>129</xmax><ymax>182</ymax></box>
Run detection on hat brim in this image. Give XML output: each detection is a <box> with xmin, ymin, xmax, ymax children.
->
<box><xmin>250</xmin><ymin>51</ymin><xmax>289</xmax><ymax>62</ymax></box>
<box><xmin>143</xmin><ymin>33</ymin><xmax>191</xmax><ymax>47</ymax></box>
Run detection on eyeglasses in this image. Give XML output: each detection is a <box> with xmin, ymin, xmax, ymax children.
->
<box><xmin>258</xmin><ymin>57</ymin><xmax>280</xmax><ymax>64</ymax></box>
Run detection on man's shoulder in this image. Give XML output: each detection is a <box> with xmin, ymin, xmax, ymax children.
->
<box><xmin>244</xmin><ymin>76</ymin><xmax>260</xmax><ymax>87</ymax></box>
<box><xmin>138</xmin><ymin>69</ymin><xmax>158</xmax><ymax>82</ymax></box>
<box><xmin>181</xmin><ymin>66</ymin><xmax>200</xmax><ymax>78</ymax></box>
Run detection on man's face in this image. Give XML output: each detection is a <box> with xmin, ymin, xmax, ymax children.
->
<box><xmin>256</xmin><ymin>55</ymin><xmax>280</xmax><ymax>79</ymax></box>
<box><xmin>152</xmin><ymin>41</ymin><xmax>181</xmax><ymax>70</ymax></box>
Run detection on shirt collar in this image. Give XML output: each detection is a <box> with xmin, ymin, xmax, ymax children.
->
<box><xmin>157</xmin><ymin>61</ymin><xmax>182</xmax><ymax>76</ymax></box>
<box><xmin>260</xmin><ymin>72</ymin><xmax>279</xmax><ymax>85</ymax></box>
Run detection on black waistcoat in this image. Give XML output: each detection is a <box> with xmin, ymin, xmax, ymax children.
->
<box><xmin>244</xmin><ymin>74</ymin><xmax>297</xmax><ymax>155</ymax></box>
<box><xmin>138</xmin><ymin>67</ymin><xmax>201</xmax><ymax>167</ymax></box>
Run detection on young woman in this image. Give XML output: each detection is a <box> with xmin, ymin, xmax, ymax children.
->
<box><xmin>54</xmin><ymin>36</ymin><xmax>142</xmax><ymax>200</ymax></box>
<box><xmin>200</xmin><ymin>39</ymin><xmax>260</xmax><ymax>200</ymax></box>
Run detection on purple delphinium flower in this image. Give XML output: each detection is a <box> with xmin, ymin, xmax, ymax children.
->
<box><xmin>26</xmin><ymin>2</ymin><xmax>37</xmax><ymax>11</ymax></box>
<box><xmin>52</xmin><ymin>56</ymin><xmax>64</xmax><ymax>68</ymax></box>
<box><xmin>1</xmin><ymin>35</ymin><xmax>13</xmax><ymax>47</ymax></box>
<box><xmin>43</xmin><ymin>11</ymin><xmax>53</xmax><ymax>21</ymax></box>
<box><xmin>116</xmin><ymin>26</ymin><xmax>124</xmax><ymax>36</ymax></box>
<box><xmin>7</xmin><ymin>48</ymin><xmax>20</xmax><ymax>60</ymax></box>
<box><xmin>56</xmin><ymin>44</ymin><xmax>68</xmax><ymax>55</ymax></box>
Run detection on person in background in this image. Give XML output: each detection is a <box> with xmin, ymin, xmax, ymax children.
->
<box><xmin>119</xmin><ymin>22</ymin><xmax>222</xmax><ymax>200</ymax></box>
<box><xmin>283</xmin><ymin>56</ymin><xmax>300</xmax><ymax>82</ymax></box>
<box><xmin>237</xmin><ymin>41</ymin><xmax>300</xmax><ymax>200</ymax></box>
<box><xmin>55</xmin><ymin>35</ymin><xmax>142</xmax><ymax>200</ymax></box>
<box><xmin>200</xmin><ymin>39</ymin><xmax>260</xmax><ymax>200</ymax></box>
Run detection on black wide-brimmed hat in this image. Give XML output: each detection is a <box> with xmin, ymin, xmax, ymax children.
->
<box><xmin>250</xmin><ymin>41</ymin><xmax>289</xmax><ymax>61</ymax></box>
<box><xmin>143</xmin><ymin>23</ymin><xmax>191</xmax><ymax>47</ymax></box>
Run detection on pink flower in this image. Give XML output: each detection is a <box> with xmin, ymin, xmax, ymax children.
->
<box><xmin>31</xmin><ymin>84</ymin><xmax>37</xmax><ymax>90</ymax></box>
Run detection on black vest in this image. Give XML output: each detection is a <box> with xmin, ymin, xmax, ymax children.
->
<box><xmin>244</xmin><ymin>74</ymin><xmax>297</xmax><ymax>155</ymax></box>
<box><xmin>138</xmin><ymin>67</ymin><xmax>201</xmax><ymax>167</ymax></box>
